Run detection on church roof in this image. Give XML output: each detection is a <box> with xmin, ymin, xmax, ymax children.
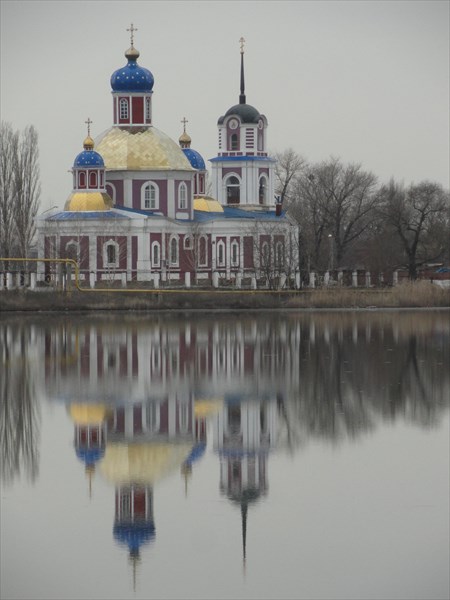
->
<box><xmin>218</xmin><ymin>103</ymin><xmax>261</xmax><ymax>125</ymax></box>
<box><xmin>69</xmin><ymin>403</ymin><xmax>109</xmax><ymax>425</ymax></box>
<box><xmin>193</xmin><ymin>197</ymin><xmax>223</xmax><ymax>212</ymax></box>
<box><xmin>73</xmin><ymin>149</ymin><xmax>104</xmax><ymax>168</ymax></box>
<box><xmin>95</xmin><ymin>127</ymin><xmax>194</xmax><ymax>171</ymax></box>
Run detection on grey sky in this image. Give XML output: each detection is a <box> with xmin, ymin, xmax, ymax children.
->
<box><xmin>1</xmin><ymin>0</ymin><xmax>449</xmax><ymax>211</ymax></box>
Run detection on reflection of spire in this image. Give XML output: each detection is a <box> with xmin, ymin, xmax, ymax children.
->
<box><xmin>129</xmin><ymin>551</ymin><xmax>140</xmax><ymax>593</ymax></box>
<box><xmin>241</xmin><ymin>501</ymin><xmax>247</xmax><ymax>571</ymax></box>
<box><xmin>85</xmin><ymin>464</ymin><xmax>95</xmax><ymax>499</ymax></box>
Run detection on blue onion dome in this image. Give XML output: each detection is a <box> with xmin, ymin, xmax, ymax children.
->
<box><xmin>73</xmin><ymin>136</ymin><xmax>105</xmax><ymax>167</ymax></box>
<box><xmin>218</xmin><ymin>103</ymin><xmax>261</xmax><ymax>125</ymax></box>
<box><xmin>111</xmin><ymin>46</ymin><xmax>154</xmax><ymax>93</ymax></box>
<box><xmin>76</xmin><ymin>446</ymin><xmax>105</xmax><ymax>468</ymax></box>
<box><xmin>182</xmin><ymin>148</ymin><xmax>206</xmax><ymax>170</ymax></box>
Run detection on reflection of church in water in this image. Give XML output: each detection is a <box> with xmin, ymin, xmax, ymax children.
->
<box><xmin>56</xmin><ymin>319</ymin><xmax>283</xmax><ymax>575</ymax></box>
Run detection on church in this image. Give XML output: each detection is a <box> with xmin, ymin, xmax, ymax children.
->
<box><xmin>36</xmin><ymin>26</ymin><xmax>297</xmax><ymax>288</ymax></box>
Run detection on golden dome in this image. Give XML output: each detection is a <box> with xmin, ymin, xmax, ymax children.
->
<box><xmin>64</xmin><ymin>192</ymin><xmax>113</xmax><ymax>211</ymax></box>
<box><xmin>179</xmin><ymin>131</ymin><xmax>191</xmax><ymax>145</ymax></box>
<box><xmin>69</xmin><ymin>403</ymin><xmax>109</xmax><ymax>425</ymax></box>
<box><xmin>95</xmin><ymin>127</ymin><xmax>194</xmax><ymax>171</ymax></box>
<box><xmin>100</xmin><ymin>442</ymin><xmax>193</xmax><ymax>486</ymax></box>
<box><xmin>193</xmin><ymin>196</ymin><xmax>224</xmax><ymax>212</ymax></box>
<box><xmin>83</xmin><ymin>136</ymin><xmax>94</xmax><ymax>149</ymax></box>
<box><xmin>125</xmin><ymin>46</ymin><xmax>140</xmax><ymax>60</ymax></box>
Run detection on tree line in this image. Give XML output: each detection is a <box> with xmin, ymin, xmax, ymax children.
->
<box><xmin>275</xmin><ymin>149</ymin><xmax>450</xmax><ymax>279</ymax></box>
<box><xmin>0</xmin><ymin>122</ymin><xmax>41</xmax><ymax>260</ymax></box>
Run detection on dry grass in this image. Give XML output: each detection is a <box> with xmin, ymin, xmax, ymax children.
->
<box><xmin>285</xmin><ymin>281</ymin><xmax>449</xmax><ymax>309</ymax></box>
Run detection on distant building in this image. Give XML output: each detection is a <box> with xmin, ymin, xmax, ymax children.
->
<box><xmin>36</xmin><ymin>27</ymin><xmax>296</xmax><ymax>286</ymax></box>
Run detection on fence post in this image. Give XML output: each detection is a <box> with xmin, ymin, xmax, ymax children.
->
<box><xmin>352</xmin><ymin>271</ymin><xmax>358</xmax><ymax>287</ymax></box>
<box><xmin>212</xmin><ymin>272</ymin><xmax>219</xmax><ymax>288</ymax></box>
<box><xmin>185</xmin><ymin>272</ymin><xmax>191</xmax><ymax>289</ymax></box>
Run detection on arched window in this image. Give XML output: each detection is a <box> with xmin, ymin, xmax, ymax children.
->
<box><xmin>261</xmin><ymin>241</ymin><xmax>270</xmax><ymax>267</ymax></box>
<box><xmin>225</xmin><ymin>175</ymin><xmax>240</xmax><ymax>205</ymax></box>
<box><xmin>65</xmin><ymin>241</ymin><xmax>79</xmax><ymax>261</ymax></box>
<box><xmin>178</xmin><ymin>182</ymin><xmax>187</xmax><ymax>209</ymax></box>
<box><xmin>217</xmin><ymin>240</ymin><xmax>225</xmax><ymax>267</ymax></box>
<box><xmin>169</xmin><ymin>237</ymin><xmax>178</xmax><ymax>265</ymax></box>
<box><xmin>184</xmin><ymin>235</ymin><xmax>192</xmax><ymax>250</ymax></box>
<box><xmin>231</xmin><ymin>240</ymin><xmax>239</xmax><ymax>267</ymax></box>
<box><xmin>199</xmin><ymin>174</ymin><xmax>205</xmax><ymax>194</ymax></box>
<box><xmin>259</xmin><ymin>176</ymin><xmax>268</xmax><ymax>205</ymax></box>
<box><xmin>145</xmin><ymin>97</ymin><xmax>151</xmax><ymax>121</ymax></box>
<box><xmin>89</xmin><ymin>172</ymin><xmax>97</xmax><ymax>188</ymax></box>
<box><xmin>106</xmin><ymin>183</ymin><xmax>115</xmax><ymax>203</ymax></box>
<box><xmin>78</xmin><ymin>172</ymin><xmax>86</xmax><ymax>189</ymax></box>
<box><xmin>275</xmin><ymin>241</ymin><xmax>284</xmax><ymax>269</ymax></box>
<box><xmin>119</xmin><ymin>98</ymin><xmax>129</xmax><ymax>119</ymax></box>
<box><xmin>104</xmin><ymin>241</ymin><xmax>119</xmax><ymax>268</ymax></box>
<box><xmin>151</xmin><ymin>242</ymin><xmax>160</xmax><ymax>267</ymax></box>
<box><xmin>142</xmin><ymin>182</ymin><xmax>159</xmax><ymax>210</ymax></box>
<box><xmin>230</xmin><ymin>133</ymin><xmax>239</xmax><ymax>151</ymax></box>
<box><xmin>198</xmin><ymin>236</ymin><xmax>207</xmax><ymax>266</ymax></box>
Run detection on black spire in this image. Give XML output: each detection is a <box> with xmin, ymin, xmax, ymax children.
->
<box><xmin>239</xmin><ymin>37</ymin><xmax>246</xmax><ymax>105</ymax></box>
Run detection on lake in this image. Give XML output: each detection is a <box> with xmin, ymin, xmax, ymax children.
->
<box><xmin>1</xmin><ymin>309</ymin><xmax>449</xmax><ymax>600</ymax></box>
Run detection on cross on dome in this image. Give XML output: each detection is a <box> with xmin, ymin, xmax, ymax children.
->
<box><xmin>239</xmin><ymin>36</ymin><xmax>245</xmax><ymax>54</ymax></box>
<box><xmin>181</xmin><ymin>117</ymin><xmax>188</xmax><ymax>133</ymax></box>
<box><xmin>85</xmin><ymin>117</ymin><xmax>93</xmax><ymax>137</ymax></box>
<box><xmin>127</xmin><ymin>23</ymin><xmax>138</xmax><ymax>47</ymax></box>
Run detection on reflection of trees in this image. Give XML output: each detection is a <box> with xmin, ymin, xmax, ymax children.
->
<box><xmin>281</xmin><ymin>311</ymin><xmax>450</xmax><ymax>447</ymax></box>
<box><xmin>0</xmin><ymin>324</ymin><xmax>40</xmax><ymax>485</ymax></box>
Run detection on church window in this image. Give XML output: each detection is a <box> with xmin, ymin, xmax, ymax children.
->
<box><xmin>257</xmin><ymin>128</ymin><xmax>264</xmax><ymax>151</ymax></box>
<box><xmin>230</xmin><ymin>133</ymin><xmax>239</xmax><ymax>151</ymax></box>
<box><xmin>184</xmin><ymin>235</ymin><xmax>192</xmax><ymax>250</ymax></box>
<box><xmin>231</xmin><ymin>240</ymin><xmax>239</xmax><ymax>267</ymax></box>
<box><xmin>178</xmin><ymin>182</ymin><xmax>187</xmax><ymax>209</ymax></box>
<box><xmin>65</xmin><ymin>241</ymin><xmax>79</xmax><ymax>261</ymax></box>
<box><xmin>275</xmin><ymin>241</ymin><xmax>285</xmax><ymax>269</ymax></box>
<box><xmin>119</xmin><ymin>98</ymin><xmax>129</xmax><ymax>119</ymax></box>
<box><xmin>169</xmin><ymin>237</ymin><xmax>178</xmax><ymax>265</ymax></box>
<box><xmin>198</xmin><ymin>236</ymin><xmax>207</xmax><ymax>266</ymax></box>
<box><xmin>142</xmin><ymin>182</ymin><xmax>159</xmax><ymax>209</ymax></box>
<box><xmin>225</xmin><ymin>175</ymin><xmax>240</xmax><ymax>205</ymax></box>
<box><xmin>78</xmin><ymin>172</ymin><xmax>86</xmax><ymax>188</ymax></box>
<box><xmin>259</xmin><ymin>176</ymin><xmax>267</xmax><ymax>205</ymax></box>
<box><xmin>199</xmin><ymin>174</ymin><xmax>205</xmax><ymax>194</ymax></box>
<box><xmin>261</xmin><ymin>241</ymin><xmax>270</xmax><ymax>268</ymax></box>
<box><xmin>89</xmin><ymin>172</ymin><xmax>97</xmax><ymax>188</ymax></box>
<box><xmin>151</xmin><ymin>242</ymin><xmax>160</xmax><ymax>267</ymax></box>
<box><xmin>104</xmin><ymin>240</ymin><xmax>119</xmax><ymax>268</ymax></box>
<box><xmin>217</xmin><ymin>240</ymin><xmax>225</xmax><ymax>267</ymax></box>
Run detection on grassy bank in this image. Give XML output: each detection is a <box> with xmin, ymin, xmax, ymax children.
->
<box><xmin>0</xmin><ymin>281</ymin><xmax>448</xmax><ymax>312</ymax></box>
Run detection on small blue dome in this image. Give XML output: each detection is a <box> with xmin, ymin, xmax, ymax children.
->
<box><xmin>182</xmin><ymin>148</ymin><xmax>205</xmax><ymax>170</ymax></box>
<box><xmin>76</xmin><ymin>446</ymin><xmax>105</xmax><ymax>467</ymax></box>
<box><xmin>73</xmin><ymin>150</ymin><xmax>104</xmax><ymax>168</ymax></box>
<box><xmin>111</xmin><ymin>49</ymin><xmax>154</xmax><ymax>93</ymax></box>
<box><xmin>114</xmin><ymin>522</ymin><xmax>156</xmax><ymax>554</ymax></box>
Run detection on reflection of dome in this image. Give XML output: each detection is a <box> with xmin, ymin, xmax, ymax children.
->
<box><xmin>182</xmin><ymin>148</ymin><xmax>205</xmax><ymax>170</ymax></box>
<box><xmin>194</xmin><ymin>398</ymin><xmax>224</xmax><ymax>417</ymax></box>
<box><xmin>113</xmin><ymin>522</ymin><xmax>155</xmax><ymax>553</ymax></box>
<box><xmin>218</xmin><ymin>103</ymin><xmax>261</xmax><ymax>125</ymax></box>
<box><xmin>69</xmin><ymin>403</ymin><xmax>109</xmax><ymax>425</ymax></box>
<box><xmin>95</xmin><ymin>127</ymin><xmax>193</xmax><ymax>171</ymax></box>
<box><xmin>76</xmin><ymin>446</ymin><xmax>105</xmax><ymax>465</ymax></box>
<box><xmin>193</xmin><ymin>197</ymin><xmax>224</xmax><ymax>213</ymax></box>
<box><xmin>110</xmin><ymin>47</ymin><xmax>154</xmax><ymax>93</ymax></box>
<box><xmin>100</xmin><ymin>443</ymin><xmax>193</xmax><ymax>486</ymax></box>
<box><xmin>184</xmin><ymin>442</ymin><xmax>207</xmax><ymax>466</ymax></box>
<box><xmin>64</xmin><ymin>192</ymin><xmax>113</xmax><ymax>212</ymax></box>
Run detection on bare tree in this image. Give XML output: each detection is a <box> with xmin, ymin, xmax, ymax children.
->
<box><xmin>274</xmin><ymin>148</ymin><xmax>306</xmax><ymax>206</ymax></box>
<box><xmin>378</xmin><ymin>180</ymin><xmax>450</xmax><ymax>279</ymax></box>
<box><xmin>13</xmin><ymin>125</ymin><xmax>41</xmax><ymax>256</ymax></box>
<box><xmin>0</xmin><ymin>122</ymin><xmax>18</xmax><ymax>262</ymax></box>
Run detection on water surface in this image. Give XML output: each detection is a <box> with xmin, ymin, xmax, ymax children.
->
<box><xmin>1</xmin><ymin>310</ymin><xmax>449</xmax><ymax>600</ymax></box>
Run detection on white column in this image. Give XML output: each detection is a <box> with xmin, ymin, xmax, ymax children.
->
<box><xmin>352</xmin><ymin>271</ymin><xmax>358</xmax><ymax>287</ymax></box>
<box><xmin>309</xmin><ymin>271</ymin><xmax>315</xmax><ymax>288</ymax></box>
<box><xmin>185</xmin><ymin>272</ymin><xmax>191</xmax><ymax>288</ymax></box>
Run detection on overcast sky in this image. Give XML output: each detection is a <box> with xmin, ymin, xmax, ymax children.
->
<box><xmin>1</xmin><ymin>0</ymin><xmax>449</xmax><ymax>212</ymax></box>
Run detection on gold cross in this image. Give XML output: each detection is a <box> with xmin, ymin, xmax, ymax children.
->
<box><xmin>239</xmin><ymin>36</ymin><xmax>245</xmax><ymax>54</ymax></box>
<box><xmin>181</xmin><ymin>117</ymin><xmax>188</xmax><ymax>133</ymax></box>
<box><xmin>127</xmin><ymin>23</ymin><xmax>138</xmax><ymax>46</ymax></box>
<box><xmin>85</xmin><ymin>117</ymin><xmax>93</xmax><ymax>136</ymax></box>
